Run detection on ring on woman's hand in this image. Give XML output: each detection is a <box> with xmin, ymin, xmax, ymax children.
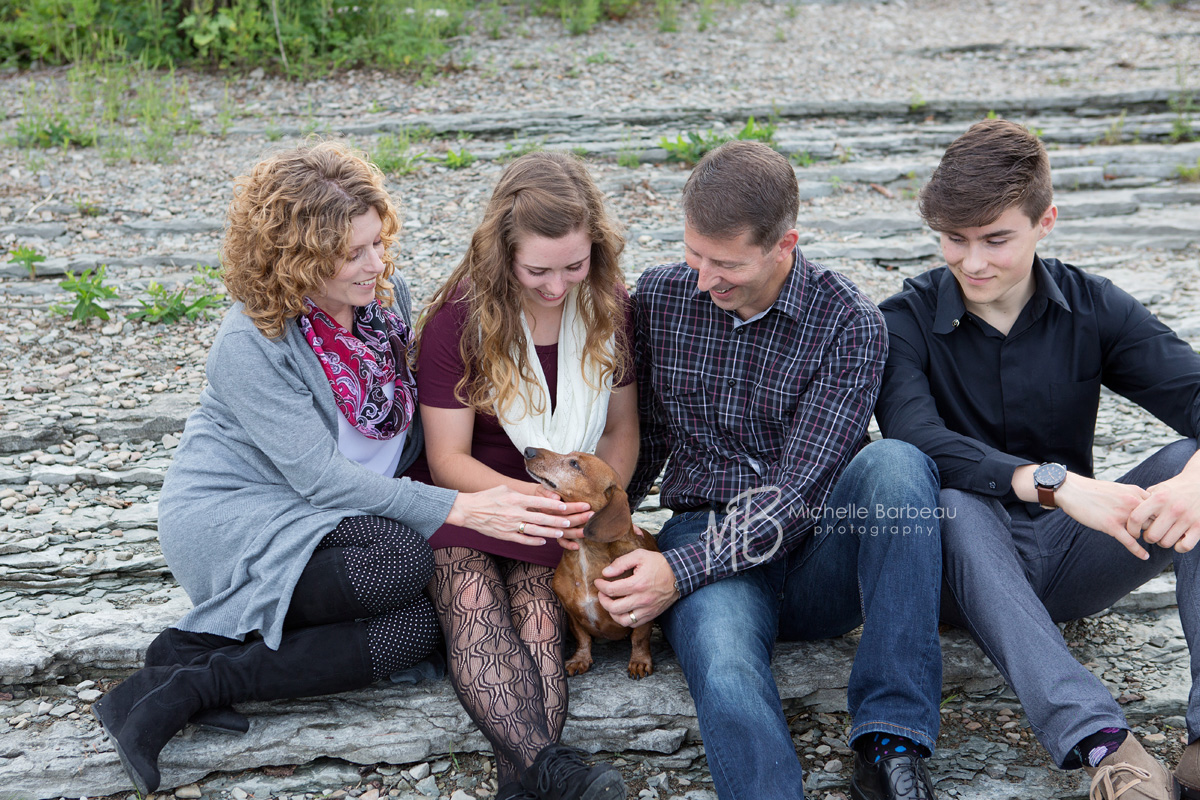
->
<box><xmin>518</xmin><ymin>522</ymin><xmax>526</xmax><ymax>535</ymax></box>
<box><xmin>629</xmin><ymin>611</ymin><xmax>638</xmax><ymax>625</ymax></box>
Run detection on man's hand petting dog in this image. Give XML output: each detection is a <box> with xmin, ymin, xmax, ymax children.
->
<box><xmin>594</xmin><ymin>549</ymin><xmax>680</xmax><ymax>628</ymax></box>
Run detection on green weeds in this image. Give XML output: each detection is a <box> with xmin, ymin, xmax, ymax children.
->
<box><xmin>8</xmin><ymin>246</ymin><xmax>46</xmax><ymax>279</ymax></box>
<box><xmin>660</xmin><ymin>116</ymin><xmax>777</xmax><ymax>166</ymax></box>
<box><xmin>442</xmin><ymin>148</ymin><xmax>477</xmax><ymax>169</ymax></box>
<box><xmin>53</xmin><ymin>267</ymin><xmax>119</xmax><ymax>322</ymax></box>
<box><xmin>128</xmin><ymin>275</ymin><xmax>223</xmax><ymax>324</ymax></box>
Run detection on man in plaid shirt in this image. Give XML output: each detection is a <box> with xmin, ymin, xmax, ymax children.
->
<box><xmin>594</xmin><ymin>141</ymin><xmax>944</xmax><ymax>800</ymax></box>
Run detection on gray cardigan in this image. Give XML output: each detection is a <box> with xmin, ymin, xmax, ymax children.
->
<box><xmin>158</xmin><ymin>278</ymin><xmax>456</xmax><ymax>648</ymax></box>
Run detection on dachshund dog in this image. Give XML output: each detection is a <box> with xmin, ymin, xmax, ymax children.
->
<box><xmin>524</xmin><ymin>447</ymin><xmax>657</xmax><ymax>679</ymax></box>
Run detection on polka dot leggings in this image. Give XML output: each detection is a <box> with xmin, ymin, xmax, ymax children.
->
<box><xmin>291</xmin><ymin>515</ymin><xmax>441</xmax><ymax>681</ymax></box>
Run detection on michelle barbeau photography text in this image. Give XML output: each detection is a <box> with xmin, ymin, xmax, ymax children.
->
<box><xmin>700</xmin><ymin>487</ymin><xmax>952</xmax><ymax>575</ymax></box>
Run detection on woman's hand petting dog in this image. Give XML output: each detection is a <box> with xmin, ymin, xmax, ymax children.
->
<box><xmin>446</xmin><ymin>486</ymin><xmax>591</xmax><ymax>546</ymax></box>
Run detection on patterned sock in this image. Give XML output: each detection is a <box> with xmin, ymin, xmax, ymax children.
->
<box><xmin>855</xmin><ymin>733</ymin><xmax>930</xmax><ymax>763</ymax></box>
<box><xmin>1075</xmin><ymin>728</ymin><xmax>1128</xmax><ymax>768</ymax></box>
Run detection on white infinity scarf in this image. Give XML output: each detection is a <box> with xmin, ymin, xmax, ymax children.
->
<box><xmin>498</xmin><ymin>286</ymin><xmax>611</xmax><ymax>455</ymax></box>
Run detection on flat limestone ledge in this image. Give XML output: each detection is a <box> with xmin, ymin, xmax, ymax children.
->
<box><xmin>3</xmin><ymin>631</ymin><xmax>1002</xmax><ymax>800</ymax></box>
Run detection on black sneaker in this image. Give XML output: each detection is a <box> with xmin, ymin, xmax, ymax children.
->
<box><xmin>850</xmin><ymin>748</ymin><xmax>938</xmax><ymax>800</ymax></box>
<box><xmin>521</xmin><ymin>744</ymin><xmax>625</xmax><ymax>800</ymax></box>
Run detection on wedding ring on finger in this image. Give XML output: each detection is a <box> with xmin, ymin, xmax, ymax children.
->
<box><xmin>629</xmin><ymin>611</ymin><xmax>638</xmax><ymax>625</ymax></box>
<box><xmin>518</xmin><ymin>522</ymin><xmax>526</xmax><ymax>535</ymax></box>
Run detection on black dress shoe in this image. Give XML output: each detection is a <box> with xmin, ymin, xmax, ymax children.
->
<box><xmin>850</xmin><ymin>748</ymin><xmax>937</xmax><ymax>800</ymax></box>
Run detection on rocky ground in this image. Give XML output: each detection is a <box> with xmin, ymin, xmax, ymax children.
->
<box><xmin>2</xmin><ymin>1</ymin><xmax>1200</xmax><ymax>799</ymax></box>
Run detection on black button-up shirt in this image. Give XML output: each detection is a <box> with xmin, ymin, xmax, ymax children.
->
<box><xmin>875</xmin><ymin>256</ymin><xmax>1200</xmax><ymax>508</ymax></box>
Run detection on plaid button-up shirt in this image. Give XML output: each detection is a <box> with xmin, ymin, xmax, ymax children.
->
<box><xmin>629</xmin><ymin>249</ymin><xmax>886</xmax><ymax>597</ymax></box>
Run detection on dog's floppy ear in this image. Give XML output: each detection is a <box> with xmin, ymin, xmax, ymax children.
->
<box><xmin>582</xmin><ymin>483</ymin><xmax>632</xmax><ymax>541</ymax></box>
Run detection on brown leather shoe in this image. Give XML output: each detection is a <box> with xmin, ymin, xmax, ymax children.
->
<box><xmin>1085</xmin><ymin>736</ymin><xmax>1177</xmax><ymax>800</ymax></box>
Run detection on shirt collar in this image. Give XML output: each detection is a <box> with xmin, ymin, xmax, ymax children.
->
<box><xmin>932</xmin><ymin>254</ymin><xmax>1071</xmax><ymax>335</ymax></box>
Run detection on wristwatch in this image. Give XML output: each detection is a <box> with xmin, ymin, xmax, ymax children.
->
<box><xmin>1033</xmin><ymin>462</ymin><xmax>1068</xmax><ymax>509</ymax></box>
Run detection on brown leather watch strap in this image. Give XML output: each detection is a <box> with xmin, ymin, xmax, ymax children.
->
<box><xmin>1037</xmin><ymin>485</ymin><xmax>1057</xmax><ymax>509</ymax></box>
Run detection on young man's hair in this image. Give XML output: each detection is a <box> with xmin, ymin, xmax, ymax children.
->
<box><xmin>919</xmin><ymin>118</ymin><xmax>1053</xmax><ymax>231</ymax></box>
<box><xmin>682</xmin><ymin>140</ymin><xmax>799</xmax><ymax>249</ymax></box>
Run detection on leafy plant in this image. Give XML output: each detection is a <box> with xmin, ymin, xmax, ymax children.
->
<box><xmin>908</xmin><ymin>85</ymin><xmax>927</xmax><ymax>114</ymax></box>
<box><xmin>442</xmin><ymin>148</ymin><xmax>477</xmax><ymax>169</ymax></box>
<box><xmin>585</xmin><ymin>50</ymin><xmax>611</xmax><ymax>64</ymax></box>
<box><xmin>53</xmin><ymin>266</ymin><xmax>119</xmax><ymax>321</ymax></box>
<box><xmin>735</xmin><ymin>116</ymin><xmax>776</xmax><ymax>147</ymax></box>
<box><xmin>127</xmin><ymin>281</ymin><xmax>219</xmax><ymax>324</ymax></box>
<box><xmin>8</xmin><ymin>246</ymin><xmax>46</xmax><ymax>278</ymax></box>
<box><xmin>661</xmin><ymin>129</ymin><xmax>729</xmax><ymax>165</ymax></box>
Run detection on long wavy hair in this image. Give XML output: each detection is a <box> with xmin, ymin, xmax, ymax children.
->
<box><xmin>419</xmin><ymin>151</ymin><xmax>628</xmax><ymax>422</ymax></box>
<box><xmin>222</xmin><ymin>140</ymin><xmax>401</xmax><ymax>339</ymax></box>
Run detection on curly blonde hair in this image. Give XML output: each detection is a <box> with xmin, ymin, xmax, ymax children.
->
<box><xmin>419</xmin><ymin>151</ymin><xmax>628</xmax><ymax>422</ymax></box>
<box><xmin>222</xmin><ymin>140</ymin><xmax>401</xmax><ymax>339</ymax></box>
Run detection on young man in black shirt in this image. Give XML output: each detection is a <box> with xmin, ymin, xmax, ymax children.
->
<box><xmin>875</xmin><ymin>118</ymin><xmax>1200</xmax><ymax>800</ymax></box>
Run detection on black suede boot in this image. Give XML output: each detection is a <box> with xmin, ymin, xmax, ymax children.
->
<box><xmin>284</xmin><ymin>547</ymin><xmax>371</xmax><ymax>628</ymax></box>
<box><xmin>94</xmin><ymin>620</ymin><xmax>374</xmax><ymax>795</ymax></box>
<box><xmin>143</xmin><ymin>628</ymin><xmax>249</xmax><ymax>734</ymax></box>
<box><xmin>520</xmin><ymin>744</ymin><xmax>625</xmax><ymax>800</ymax></box>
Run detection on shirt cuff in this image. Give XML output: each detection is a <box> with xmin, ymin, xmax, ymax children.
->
<box><xmin>971</xmin><ymin>451</ymin><xmax>1030</xmax><ymax>497</ymax></box>
<box><xmin>661</xmin><ymin>545</ymin><xmax>699</xmax><ymax>598</ymax></box>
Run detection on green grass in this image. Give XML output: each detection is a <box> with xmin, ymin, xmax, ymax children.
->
<box><xmin>1177</xmin><ymin>158</ymin><xmax>1200</xmax><ymax>182</ymax></box>
<box><xmin>371</xmin><ymin>129</ymin><xmax>430</xmax><ymax>176</ymax></box>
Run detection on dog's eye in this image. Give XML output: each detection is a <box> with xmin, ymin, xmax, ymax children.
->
<box><xmin>569</xmin><ymin>459</ymin><xmax>580</xmax><ymax>470</ymax></box>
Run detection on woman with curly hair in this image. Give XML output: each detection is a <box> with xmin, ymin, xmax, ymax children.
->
<box><xmin>90</xmin><ymin>142</ymin><xmax>588</xmax><ymax>796</ymax></box>
<box><xmin>406</xmin><ymin>151</ymin><xmax>637</xmax><ymax>800</ymax></box>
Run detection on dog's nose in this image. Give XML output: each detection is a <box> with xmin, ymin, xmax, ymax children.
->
<box><xmin>523</xmin><ymin>447</ymin><xmax>540</xmax><ymax>459</ymax></box>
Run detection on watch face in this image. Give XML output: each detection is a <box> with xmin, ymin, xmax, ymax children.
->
<box><xmin>1034</xmin><ymin>462</ymin><xmax>1067</xmax><ymax>488</ymax></box>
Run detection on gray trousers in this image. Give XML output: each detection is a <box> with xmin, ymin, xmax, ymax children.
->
<box><xmin>941</xmin><ymin>438</ymin><xmax>1200</xmax><ymax>768</ymax></box>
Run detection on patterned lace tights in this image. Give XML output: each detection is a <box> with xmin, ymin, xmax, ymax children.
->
<box><xmin>432</xmin><ymin>548</ymin><xmax>566</xmax><ymax>786</ymax></box>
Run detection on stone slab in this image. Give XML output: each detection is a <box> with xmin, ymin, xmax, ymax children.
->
<box><xmin>0</xmin><ymin>631</ymin><xmax>1002</xmax><ymax>799</ymax></box>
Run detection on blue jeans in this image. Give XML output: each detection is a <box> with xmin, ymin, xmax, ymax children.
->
<box><xmin>941</xmin><ymin>438</ymin><xmax>1200</xmax><ymax>768</ymax></box>
<box><xmin>657</xmin><ymin>440</ymin><xmax>944</xmax><ymax>800</ymax></box>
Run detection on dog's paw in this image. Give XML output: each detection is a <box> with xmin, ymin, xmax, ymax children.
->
<box><xmin>627</xmin><ymin>659</ymin><xmax>653</xmax><ymax>680</ymax></box>
<box><xmin>565</xmin><ymin>656</ymin><xmax>593</xmax><ymax>676</ymax></box>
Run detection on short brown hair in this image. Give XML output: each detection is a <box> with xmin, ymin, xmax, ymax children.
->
<box><xmin>682</xmin><ymin>140</ymin><xmax>799</xmax><ymax>249</ymax></box>
<box><xmin>919</xmin><ymin>119</ymin><xmax>1053</xmax><ymax>231</ymax></box>
<box><xmin>222</xmin><ymin>140</ymin><xmax>400</xmax><ymax>339</ymax></box>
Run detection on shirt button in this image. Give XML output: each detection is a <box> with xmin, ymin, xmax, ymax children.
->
<box><xmin>735</xmin><ymin>327</ymin><xmax>746</xmax><ymax>334</ymax></box>
<box><xmin>952</xmin><ymin>319</ymin><xmax>960</xmax><ymax>328</ymax></box>
<box><xmin>727</xmin><ymin>379</ymin><xmax>736</xmax><ymax>387</ymax></box>
<box><xmin>989</xmin><ymin>481</ymin><xmax>996</xmax><ymax>489</ymax></box>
